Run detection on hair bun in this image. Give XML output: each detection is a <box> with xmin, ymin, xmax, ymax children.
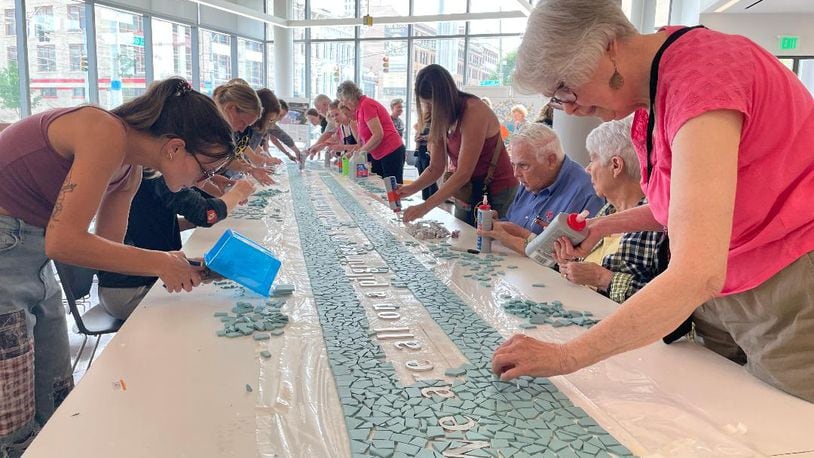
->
<box><xmin>174</xmin><ymin>80</ymin><xmax>193</xmax><ymax>96</ymax></box>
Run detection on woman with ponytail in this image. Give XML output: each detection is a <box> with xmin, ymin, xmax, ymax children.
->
<box><xmin>0</xmin><ymin>77</ymin><xmax>234</xmax><ymax>455</ymax></box>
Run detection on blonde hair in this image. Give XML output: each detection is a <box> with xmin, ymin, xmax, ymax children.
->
<box><xmin>511</xmin><ymin>104</ymin><xmax>528</xmax><ymax>117</ymax></box>
<box><xmin>514</xmin><ymin>0</ymin><xmax>637</xmax><ymax>96</ymax></box>
<box><xmin>212</xmin><ymin>82</ymin><xmax>262</xmax><ymax>116</ymax></box>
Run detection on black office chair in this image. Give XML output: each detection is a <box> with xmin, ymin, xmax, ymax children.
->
<box><xmin>53</xmin><ymin>261</ymin><xmax>124</xmax><ymax>372</ymax></box>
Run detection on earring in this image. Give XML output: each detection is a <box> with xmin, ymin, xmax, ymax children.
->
<box><xmin>609</xmin><ymin>59</ymin><xmax>625</xmax><ymax>90</ymax></box>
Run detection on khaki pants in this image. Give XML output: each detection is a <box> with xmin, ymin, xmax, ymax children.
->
<box><xmin>694</xmin><ymin>251</ymin><xmax>814</xmax><ymax>402</ymax></box>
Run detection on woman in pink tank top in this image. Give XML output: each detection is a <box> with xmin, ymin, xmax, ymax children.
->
<box><xmin>0</xmin><ymin>77</ymin><xmax>238</xmax><ymax>453</ymax></box>
<box><xmin>399</xmin><ymin>64</ymin><xmax>518</xmax><ymax>226</ymax></box>
<box><xmin>492</xmin><ymin>0</ymin><xmax>814</xmax><ymax>403</ymax></box>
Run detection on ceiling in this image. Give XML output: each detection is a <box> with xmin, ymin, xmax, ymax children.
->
<box><xmin>707</xmin><ymin>0</ymin><xmax>814</xmax><ymax>14</ymax></box>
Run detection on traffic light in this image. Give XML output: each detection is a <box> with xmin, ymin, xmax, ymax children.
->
<box><xmin>382</xmin><ymin>56</ymin><xmax>389</xmax><ymax>73</ymax></box>
<box><xmin>80</xmin><ymin>55</ymin><xmax>88</xmax><ymax>72</ymax></box>
<box><xmin>333</xmin><ymin>66</ymin><xmax>340</xmax><ymax>82</ymax></box>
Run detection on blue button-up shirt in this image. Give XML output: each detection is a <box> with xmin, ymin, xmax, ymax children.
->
<box><xmin>505</xmin><ymin>156</ymin><xmax>605</xmax><ymax>234</ymax></box>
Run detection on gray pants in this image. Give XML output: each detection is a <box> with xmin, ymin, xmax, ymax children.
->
<box><xmin>98</xmin><ymin>285</ymin><xmax>152</xmax><ymax>321</ymax></box>
<box><xmin>694</xmin><ymin>251</ymin><xmax>814</xmax><ymax>402</ymax></box>
<box><xmin>0</xmin><ymin>216</ymin><xmax>73</xmax><ymax>458</ymax></box>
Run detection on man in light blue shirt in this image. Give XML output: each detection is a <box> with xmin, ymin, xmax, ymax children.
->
<box><xmin>485</xmin><ymin>124</ymin><xmax>604</xmax><ymax>255</ymax></box>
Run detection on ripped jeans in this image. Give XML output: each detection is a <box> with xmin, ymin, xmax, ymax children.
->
<box><xmin>0</xmin><ymin>216</ymin><xmax>73</xmax><ymax>458</ymax></box>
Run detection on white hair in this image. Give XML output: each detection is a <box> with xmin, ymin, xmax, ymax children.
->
<box><xmin>510</xmin><ymin>123</ymin><xmax>564</xmax><ymax>163</ymax></box>
<box><xmin>586</xmin><ymin>116</ymin><xmax>640</xmax><ymax>181</ymax></box>
<box><xmin>514</xmin><ymin>0</ymin><xmax>637</xmax><ymax>96</ymax></box>
<box><xmin>336</xmin><ymin>81</ymin><xmax>364</xmax><ymax>103</ymax></box>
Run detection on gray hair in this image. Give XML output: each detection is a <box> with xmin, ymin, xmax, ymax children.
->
<box><xmin>313</xmin><ymin>94</ymin><xmax>331</xmax><ymax>105</ymax></box>
<box><xmin>510</xmin><ymin>123</ymin><xmax>564</xmax><ymax>163</ymax></box>
<box><xmin>586</xmin><ymin>116</ymin><xmax>640</xmax><ymax>181</ymax></box>
<box><xmin>390</xmin><ymin>98</ymin><xmax>404</xmax><ymax>108</ymax></box>
<box><xmin>514</xmin><ymin>0</ymin><xmax>637</xmax><ymax>96</ymax></box>
<box><xmin>336</xmin><ymin>81</ymin><xmax>364</xmax><ymax>103</ymax></box>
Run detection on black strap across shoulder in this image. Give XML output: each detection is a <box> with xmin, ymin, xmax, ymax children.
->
<box><xmin>645</xmin><ymin>25</ymin><xmax>706</xmax><ymax>182</ymax></box>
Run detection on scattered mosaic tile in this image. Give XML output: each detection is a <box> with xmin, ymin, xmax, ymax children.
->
<box><xmin>279</xmin><ymin>165</ymin><xmax>630</xmax><ymax>456</ymax></box>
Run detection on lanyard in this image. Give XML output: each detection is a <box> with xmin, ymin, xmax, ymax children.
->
<box><xmin>646</xmin><ymin>25</ymin><xmax>706</xmax><ymax>183</ymax></box>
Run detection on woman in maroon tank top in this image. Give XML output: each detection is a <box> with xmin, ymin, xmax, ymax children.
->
<box><xmin>398</xmin><ymin>64</ymin><xmax>518</xmax><ymax>226</ymax></box>
<box><xmin>0</xmin><ymin>77</ymin><xmax>237</xmax><ymax>454</ymax></box>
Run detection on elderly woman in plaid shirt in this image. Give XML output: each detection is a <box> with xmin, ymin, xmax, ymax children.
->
<box><xmin>554</xmin><ymin>118</ymin><xmax>665</xmax><ymax>303</ymax></box>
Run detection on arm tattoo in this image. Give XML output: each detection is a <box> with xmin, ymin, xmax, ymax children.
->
<box><xmin>49</xmin><ymin>172</ymin><xmax>77</xmax><ymax>227</ymax></box>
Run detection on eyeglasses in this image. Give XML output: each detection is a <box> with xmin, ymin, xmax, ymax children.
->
<box><xmin>511</xmin><ymin>161</ymin><xmax>531</xmax><ymax>172</ymax></box>
<box><xmin>548</xmin><ymin>83</ymin><xmax>578</xmax><ymax>110</ymax></box>
<box><xmin>192</xmin><ymin>154</ymin><xmax>232</xmax><ymax>184</ymax></box>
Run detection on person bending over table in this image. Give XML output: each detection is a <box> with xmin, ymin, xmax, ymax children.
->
<box><xmin>337</xmin><ymin>80</ymin><xmax>406</xmax><ymax>183</ymax></box>
<box><xmin>554</xmin><ymin>118</ymin><xmax>664</xmax><ymax>303</ymax></box>
<box><xmin>96</xmin><ymin>169</ymin><xmax>255</xmax><ymax>320</ymax></box>
<box><xmin>0</xmin><ymin>77</ymin><xmax>236</xmax><ymax>455</ymax></box>
<box><xmin>211</xmin><ymin>81</ymin><xmax>274</xmax><ymax>186</ymax></box>
<box><xmin>492</xmin><ymin>0</ymin><xmax>814</xmax><ymax>403</ymax></box>
<box><xmin>478</xmin><ymin>123</ymin><xmax>603</xmax><ymax>255</ymax></box>
<box><xmin>398</xmin><ymin>64</ymin><xmax>518</xmax><ymax>226</ymax></box>
<box><xmin>327</xmin><ymin>100</ymin><xmax>359</xmax><ymax>155</ymax></box>
<box><xmin>243</xmin><ymin>88</ymin><xmax>283</xmax><ymax>168</ymax></box>
<box><xmin>267</xmin><ymin>100</ymin><xmax>304</xmax><ymax>163</ymax></box>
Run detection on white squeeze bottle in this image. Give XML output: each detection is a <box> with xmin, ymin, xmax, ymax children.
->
<box><xmin>525</xmin><ymin>210</ymin><xmax>590</xmax><ymax>267</ymax></box>
<box><xmin>476</xmin><ymin>195</ymin><xmax>493</xmax><ymax>253</ymax></box>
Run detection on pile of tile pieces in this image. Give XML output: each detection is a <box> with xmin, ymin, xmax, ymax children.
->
<box><xmin>500</xmin><ymin>297</ymin><xmax>601</xmax><ymax>330</ymax></box>
<box><xmin>404</xmin><ymin>220</ymin><xmax>451</xmax><ymax>240</ymax></box>
<box><xmin>213</xmin><ymin>299</ymin><xmax>290</xmax><ymax>347</ymax></box>
<box><xmin>231</xmin><ymin>187</ymin><xmax>289</xmax><ymax>220</ymax></box>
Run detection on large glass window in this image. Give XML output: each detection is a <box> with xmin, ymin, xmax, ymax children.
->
<box><xmin>412</xmin><ymin>38</ymin><xmax>465</xmax><ymax>86</ymax></box>
<box><xmin>95</xmin><ymin>5</ymin><xmax>146</xmax><ymax>109</ymax></box>
<box><xmin>413</xmin><ymin>0</ymin><xmax>466</xmax><ymax>36</ymax></box>
<box><xmin>27</xmin><ymin>1</ymin><xmax>90</xmax><ymax>114</ymax></box>
<box><xmin>311</xmin><ymin>41</ymin><xmax>354</xmax><ymax>98</ymax></box>
<box><xmin>359</xmin><ymin>40</ymin><xmax>407</xmax><ymax>103</ymax></box>
<box><xmin>292</xmin><ymin>0</ymin><xmax>306</xmax><ymax>40</ymax></box>
<box><xmin>199</xmin><ymin>29</ymin><xmax>232</xmax><ymax>95</ymax></box>
<box><xmin>654</xmin><ymin>0</ymin><xmax>672</xmax><ymax>28</ymax></box>
<box><xmin>0</xmin><ymin>2</ymin><xmax>19</xmax><ymax>122</ymax></box>
<box><xmin>238</xmin><ymin>38</ymin><xmax>264</xmax><ymax>88</ymax></box>
<box><xmin>360</xmin><ymin>1</ymin><xmax>408</xmax><ymax>39</ymax></box>
<box><xmin>798</xmin><ymin>59</ymin><xmax>814</xmax><ymax>96</ymax></box>
<box><xmin>468</xmin><ymin>0</ymin><xmax>527</xmax><ymax>35</ymax></box>
<box><xmin>293</xmin><ymin>42</ymin><xmax>306</xmax><ymax>98</ymax></box>
<box><xmin>152</xmin><ymin>18</ymin><xmax>192</xmax><ymax>82</ymax></box>
<box><xmin>466</xmin><ymin>36</ymin><xmax>521</xmax><ymax>87</ymax></box>
<box><xmin>265</xmin><ymin>41</ymin><xmax>274</xmax><ymax>90</ymax></box>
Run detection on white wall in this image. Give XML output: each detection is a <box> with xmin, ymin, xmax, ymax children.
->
<box><xmin>701</xmin><ymin>13</ymin><xmax>814</xmax><ymax>56</ymax></box>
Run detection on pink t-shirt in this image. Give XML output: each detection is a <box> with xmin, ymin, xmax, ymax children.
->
<box><xmin>631</xmin><ymin>26</ymin><xmax>814</xmax><ymax>295</ymax></box>
<box><xmin>355</xmin><ymin>95</ymin><xmax>404</xmax><ymax>160</ymax></box>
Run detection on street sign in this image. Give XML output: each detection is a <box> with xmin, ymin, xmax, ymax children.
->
<box><xmin>479</xmin><ymin>80</ymin><xmax>500</xmax><ymax>87</ymax></box>
<box><xmin>133</xmin><ymin>35</ymin><xmax>144</xmax><ymax>47</ymax></box>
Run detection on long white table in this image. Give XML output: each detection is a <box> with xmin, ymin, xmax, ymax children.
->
<box><xmin>25</xmin><ymin>166</ymin><xmax>814</xmax><ymax>457</ymax></box>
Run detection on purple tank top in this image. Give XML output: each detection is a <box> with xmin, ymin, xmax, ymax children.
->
<box><xmin>0</xmin><ymin>106</ymin><xmax>133</xmax><ymax>228</ymax></box>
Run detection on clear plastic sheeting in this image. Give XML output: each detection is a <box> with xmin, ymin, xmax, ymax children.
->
<box><xmin>246</xmin><ymin>167</ymin><xmax>811</xmax><ymax>457</ymax></box>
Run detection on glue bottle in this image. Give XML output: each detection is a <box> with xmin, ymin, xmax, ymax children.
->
<box><xmin>476</xmin><ymin>195</ymin><xmax>493</xmax><ymax>253</ymax></box>
<box><xmin>525</xmin><ymin>210</ymin><xmax>590</xmax><ymax>266</ymax></box>
<box><xmin>342</xmin><ymin>154</ymin><xmax>350</xmax><ymax>176</ymax></box>
<box><xmin>353</xmin><ymin>150</ymin><xmax>369</xmax><ymax>179</ymax></box>
<box><xmin>383</xmin><ymin>176</ymin><xmax>401</xmax><ymax>212</ymax></box>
